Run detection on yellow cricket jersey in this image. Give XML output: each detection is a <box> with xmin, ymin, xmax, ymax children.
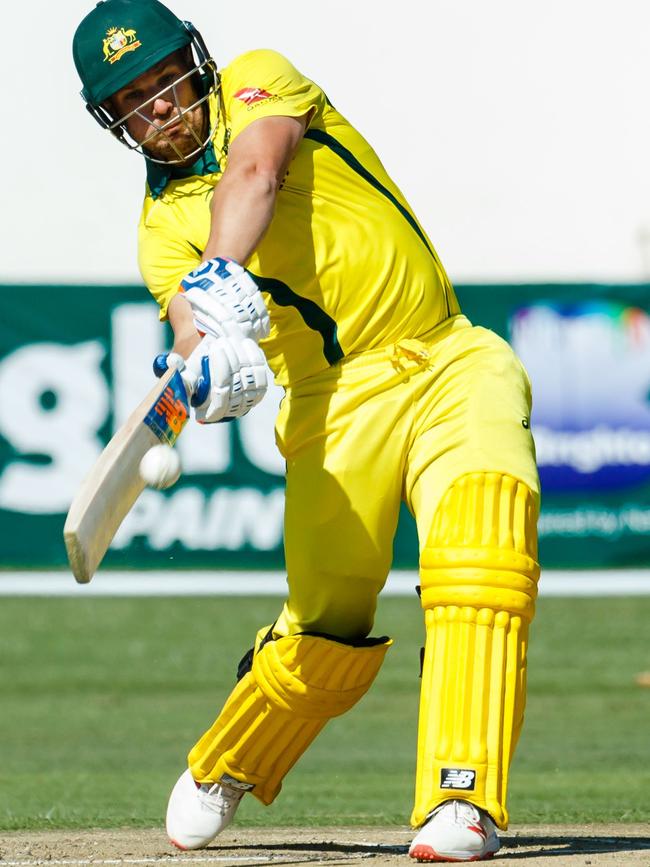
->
<box><xmin>138</xmin><ymin>49</ymin><xmax>461</xmax><ymax>386</ymax></box>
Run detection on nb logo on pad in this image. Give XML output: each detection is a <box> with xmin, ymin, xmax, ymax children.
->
<box><xmin>440</xmin><ymin>768</ymin><xmax>476</xmax><ymax>790</ymax></box>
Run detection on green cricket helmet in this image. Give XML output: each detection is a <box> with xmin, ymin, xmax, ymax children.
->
<box><xmin>72</xmin><ymin>0</ymin><xmax>220</xmax><ymax>164</ymax></box>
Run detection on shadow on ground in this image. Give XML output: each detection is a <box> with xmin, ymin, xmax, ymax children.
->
<box><xmin>206</xmin><ymin>833</ymin><xmax>650</xmax><ymax>863</ymax></box>
<box><xmin>500</xmin><ymin>833</ymin><xmax>650</xmax><ymax>859</ymax></box>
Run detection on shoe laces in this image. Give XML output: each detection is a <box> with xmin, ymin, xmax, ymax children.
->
<box><xmin>197</xmin><ymin>781</ymin><xmax>243</xmax><ymax>817</ymax></box>
<box><xmin>430</xmin><ymin>799</ymin><xmax>483</xmax><ymax>826</ymax></box>
<box><xmin>453</xmin><ymin>801</ymin><xmax>482</xmax><ymax>825</ymax></box>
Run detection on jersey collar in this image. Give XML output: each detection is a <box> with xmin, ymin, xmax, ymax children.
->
<box><xmin>145</xmin><ymin>142</ymin><xmax>220</xmax><ymax>200</ymax></box>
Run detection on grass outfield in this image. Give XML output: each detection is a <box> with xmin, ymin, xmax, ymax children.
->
<box><xmin>1</xmin><ymin>594</ymin><xmax>649</xmax><ymax>831</ymax></box>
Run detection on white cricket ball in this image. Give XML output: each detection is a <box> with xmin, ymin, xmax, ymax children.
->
<box><xmin>139</xmin><ymin>444</ymin><xmax>182</xmax><ymax>490</ymax></box>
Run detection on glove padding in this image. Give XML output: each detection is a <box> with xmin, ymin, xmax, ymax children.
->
<box><xmin>180</xmin><ymin>257</ymin><xmax>270</xmax><ymax>344</ymax></box>
<box><xmin>154</xmin><ymin>336</ymin><xmax>267</xmax><ymax>424</ymax></box>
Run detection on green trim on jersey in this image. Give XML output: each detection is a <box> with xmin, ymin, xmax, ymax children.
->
<box><xmin>304</xmin><ymin>128</ymin><xmax>450</xmax><ymax>316</ymax></box>
<box><xmin>304</xmin><ymin>128</ymin><xmax>430</xmax><ymax>256</ymax></box>
<box><xmin>252</xmin><ymin>273</ymin><xmax>344</xmax><ymax>365</ymax></box>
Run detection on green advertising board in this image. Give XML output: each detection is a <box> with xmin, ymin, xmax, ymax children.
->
<box><xmin>0</xmin><ymin>283</ymin><xmax>648</xmax><ymax>570</ymax></box>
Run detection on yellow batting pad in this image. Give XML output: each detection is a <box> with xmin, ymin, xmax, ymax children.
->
<box><xmin>413</xmin><ymin>473</ymin><xmax>540</xmax><ymax>830</ymax></box>
<box><xmin>189</xmin><ymin>633</ymin><xmax>391</xmax><ymax>805</ymax></box>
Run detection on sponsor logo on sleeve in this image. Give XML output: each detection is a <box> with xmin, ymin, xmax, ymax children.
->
<box><xmin>233</xmin><ymin>87</ymin><xmax>282</xmax><ymax>110</ymax></box>
<box><xmin>234</xmin><ymin>87</ymin><xmax>274</xmax><ymax>105</ymax></box>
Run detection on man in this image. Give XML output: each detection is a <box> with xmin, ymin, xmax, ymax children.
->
<box><xmin>72</xmin><ymin>1</ymin><xmax>541</xmax><ymax>861</ymax></box>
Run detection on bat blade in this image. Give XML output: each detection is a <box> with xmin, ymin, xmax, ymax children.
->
<box><xmin>63</xmin><ymin>366</ymin><xmax>190</xmax><ymax>584</ymax></box>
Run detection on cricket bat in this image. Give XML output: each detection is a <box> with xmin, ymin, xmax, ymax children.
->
<box><xmin>63</xmin><ymin>365</ymin><xmax>191</xmax><ymax>584</ymax></box>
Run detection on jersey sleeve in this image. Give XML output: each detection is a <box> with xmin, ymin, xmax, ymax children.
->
<box><xmin>137</xmin><ymin>208</ymin><xmax>201</xmax><ymax>320</ymax></box>
<box><xmin>223</xmin><ymin>49</ymin><xmax>327</xmax><ymax>142</ymax></box>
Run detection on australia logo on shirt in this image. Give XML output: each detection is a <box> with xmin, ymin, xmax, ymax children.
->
<box><xmin>234</xmin><ymin>87</ymin><xmax>281</xmax><ymax>108</ymax></box>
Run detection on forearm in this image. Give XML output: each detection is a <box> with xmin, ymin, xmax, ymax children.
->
<box><xmin>168</xmin><ymin>294</ymin><xmax>202</xmax><ymax>358</ymax></box>
<box><xmin>203</xmin><ymin>167</ymin><xmax>278</xmax><ymax>265</ymax></box>
<box><xmin>201</xmin><ymin>113</ymin><xmax>309</xmax><ymax>265</ymax></box>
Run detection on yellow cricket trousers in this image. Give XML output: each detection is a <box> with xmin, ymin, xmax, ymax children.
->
<box><xmin>273</xmin><ymin>314</ymin><xmax>540</xmax><ymax>639</ymax></box>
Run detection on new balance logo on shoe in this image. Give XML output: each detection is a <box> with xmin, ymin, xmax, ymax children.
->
<box><xmin>440</xmin><ymin>768</ymin><xmax>476</xmax><ymax>790</ymax></box>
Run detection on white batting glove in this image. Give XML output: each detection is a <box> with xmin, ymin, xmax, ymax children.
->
<box><xmin>183</xmin><ymin>334</ymin><xmax>268</xmax><ymax>424</ymax></box>
<box><xmin>180</xmin><ymin>257</ymin><xmax>270</xmax><ymax>344</ymax></box>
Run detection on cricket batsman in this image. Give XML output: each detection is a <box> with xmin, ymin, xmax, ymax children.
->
<box><xmin>72</xmin><ymin>0</ymin><xmax>541</xmax><ymax>860</ymax></box>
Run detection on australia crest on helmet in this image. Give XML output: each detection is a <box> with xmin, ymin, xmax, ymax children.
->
<box><xmin>102</xmin><ymin>26</ymin><xmax>141</xmax><ymax>64</ymax></box>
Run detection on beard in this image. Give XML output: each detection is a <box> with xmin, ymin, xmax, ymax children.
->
<box><xmin>143</xmin><ymin>104</ymin><xmax>207</xmax><ymax>164</ymax></box>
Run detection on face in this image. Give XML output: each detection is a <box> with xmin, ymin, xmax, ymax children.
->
<box><xmin>109</xmin><ymin>51</ymin><xmax>206</xmax><ymax>163</ymax></box>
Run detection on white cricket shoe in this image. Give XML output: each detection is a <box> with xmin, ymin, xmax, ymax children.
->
<box><xmin>166</xmin><ymin>768</ymin><xmax>248</xmax><ymax>850</ymax></box>
<box><xmin>408</xmin><ymin>800</ymin><xmax>500</xmax><ymax>862</ymax></box>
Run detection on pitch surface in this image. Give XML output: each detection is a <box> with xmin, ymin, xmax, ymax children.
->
<box><xmin>3</xmin><ymin>826</ymin><xmax>650</xmax><ymax>865</ymax></box>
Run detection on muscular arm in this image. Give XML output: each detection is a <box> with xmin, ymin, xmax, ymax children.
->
<box><xmin>203</xmin><ymin>113</ymin><xmax>309</xmax><ymax>263</ymax></box>
<box><xmin>168</xmin><ymin>112</ymin><xmax>309</xmax><ymax>355</ymax></box>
